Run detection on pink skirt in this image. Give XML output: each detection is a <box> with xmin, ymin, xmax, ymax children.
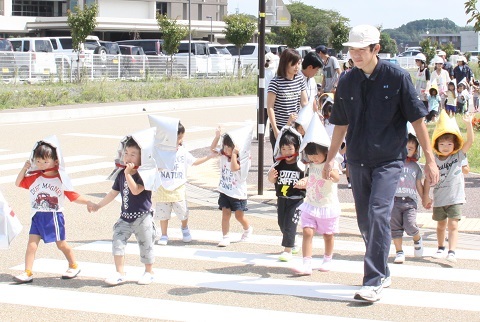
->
<box><xmin>298</xmin><ymin>203</ymin><xmax>340</xmax><ymax>235</ymax></box>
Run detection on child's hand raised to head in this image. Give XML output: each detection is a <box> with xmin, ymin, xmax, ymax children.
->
<box><xmin>233</xmin><ymin>146</ymin><xmax>240</xmax><ymax>155</ymax></box>
<box><xmin>23</xmin><ymin>160</ymin><xmax>32</xmax><ymax>171</ymax></box>
<box><xmin>287</xmin><ymin>112</ymin><xmax>298</xmax><ymax>126</ymax></box>
<box><xmin>215</xmin><ymin>126</ymin><xmax>222</xmax><ymax>138</ymax></box>
<box><xmin>124</xmin><ymin>162</ymin><xmax>136</xmax><ymax>175</ymax></box>
<box><xmin>267</xmin><ymin>168</ymin><xmax>278</xmax><ymax>182</ymax></box>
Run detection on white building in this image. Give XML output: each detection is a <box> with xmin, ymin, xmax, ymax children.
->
<box><xmin>0</xmin><ymin>0</ymin><xmax>228</xmax><ymax>41</ymax></box>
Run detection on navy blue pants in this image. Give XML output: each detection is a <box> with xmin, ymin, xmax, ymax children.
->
<box><xmin>349</xmin><ymin>160</ymin><xmax>403</xmax><ymax>287</ymax></box>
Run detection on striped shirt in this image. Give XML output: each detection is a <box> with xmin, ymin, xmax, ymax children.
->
<box><xmin>268</xmin><ymin>74</ymin><xmax>306</xmax><ymax>128</ymax></box>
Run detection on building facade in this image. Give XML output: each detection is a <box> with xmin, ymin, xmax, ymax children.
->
<box><xmin>0</xmin><ymin>0</ymin><xmax>228</xmax><ymax>41</ymax></box>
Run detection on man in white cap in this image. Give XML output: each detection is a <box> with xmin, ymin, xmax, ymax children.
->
<box><xmin>322</xmin><ymin>24</ymin><xmax>439</xmax><ymax>302</ymax></box>
<box><xmin>437</xmin><ymin>50</ymin><xmax>454</xmax><ymax>80</ymax></box>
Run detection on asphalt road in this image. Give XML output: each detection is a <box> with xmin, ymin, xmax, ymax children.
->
<box><xmin>0</xmin><ymin>97</ymin><xmax>479</xmax><ymax>321</ymax></box>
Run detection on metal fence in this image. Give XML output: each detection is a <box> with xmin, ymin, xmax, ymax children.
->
<box><xmin>0</xmin><ymin>52</ymin><xmax>247</xmax><ymax>82</ymax></box>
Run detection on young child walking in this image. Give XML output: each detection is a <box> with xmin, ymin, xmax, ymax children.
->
<box><xmin>472</xmin><ymin>80</ymin><xmax>479</xmax><ymax>112</ymax></box>
<box><xmin>91</xmin><ymin>128</ymin><xmax>159</xmax><ymax>285</ymax></box>
<box><xmin>390</xmin><ymin>126</ymin><xmax>425</xmax><ymax>264</ymax></box>
<box><xmin>445</xmin><ymin>81</ymin><xmax>457</xmax><ymax>116</ymax></box>
<box><xmin>149</xmin><ymin>116</ymin><xmax>216</xmax><ymax>245</ymax></box>
<box><xmin>456</xmin><ymin>80</ymin><xmax>470</xmax><ymax>115</ymax></box>
<box><xmin>13</xmin><ymin>136</ymin><xmax>93</xmax><ymax>283</ymax></box>
<box><xmin>268</xmin><ymin>127</ymin><xmax>306</xmax><ymax>261</ymax></box>
<box><xmin>293</xmin><ymin>114</ymin><xmax>342</xmax><ymax>274</ymax></box>
<box><xmin>211</xmin><ymin>125</ymin><xmax>253</xmax><ymax>247</ymax></box>
<box><xmin>426</xmin><ymin>83</ymin><xmax>440</xmax><ymax>123</ymax></box>
<box><xmin>423</xmin><ymin>111</ymin><xmax>474</xmax><ymax>263</ymax></box>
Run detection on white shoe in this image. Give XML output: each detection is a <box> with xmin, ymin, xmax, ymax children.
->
<box><xmin>105</xmin><ymin>272</ymin><xmax>126</xmax><ymax>286</ymax></box>
<box><xmin>156</xmin><ymin>235</ymin><xmax>168</xmax><ymax>246</ymax></box>
<box><xmin>13</xmin><ymin>272</ymin><xmax>33</xmax><ymax>284</ymax></box>
<box><xmin>291</xmin><ymin>246</ymin><xmax>299</xmax><ymax>255</ymax></box>
<box><xmin>217</xmin><ymin>236</ymin><xmax>230</xmax><ymax>247</ymax></box>
<box><xmin>354</xmin><ymin>285</ymin><xmax>383</xmax><ymax>302</ymax></box>
<box><xmin>394</xmin><ymin>252</ymin><xmax>405</xmax><ymax>264</ymax></box>
<box><xmin>446</xmin><ymin>252</ymin><xmax>457</xmax><ymax>263</ymax></box>
<box><xmin>432</xmin><ymin>248</ymin><xmax>446</xmax><ymax>259</ymax></box>
<box><xmin>413</xmin><ymin>237</ymin><xmax>423</xmax><ymax>257</ymax></box>
<box><xmin>382</xmin><ymin>276</ymin><xmax>392</xmax><ymax>288</ymax></box>
<box><xmin>137</xmin><ymin>272</ymin><xmax>154</xmax><ymax>285</ymax></box>
<box><xmin>62</xmin><ymin>267</ymin><xmax>81</xmax><ymax>279</ymax></box>
<box><xmin>240</xmin><ymin>226</ymin><xmax>253</xmax><ymax>242</ymax></box>
<box><xmin>292</xmin><ymin>262</ymin><xmax>312</xmax><ymax>276</ymax></box>
<box><xmin>182</xmin><ymin>227</ymin><xmax>192</xmax><ymax>243</ymax></box>
<box><xmin>278</xmin><ymin>251</ymin><xmax>292</xmax><ymax>262</ymax></box>
<box><xmin>318</xmin><ymin>259</ymin><xmax>332</xmax><ymax>272</ymax></box>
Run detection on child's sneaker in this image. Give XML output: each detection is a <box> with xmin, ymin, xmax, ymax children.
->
<box><xmin>394</xmin><ymin>251</ymin><xmax>405</xmax><ymax>264</ymax></box>
<box><xmin>156</xmin><ymin>235</ymin><xmax>168</xmax><ymax>246</ymax></box>
<box><xmin>240</xmin><ymin>226</ymin><xmax>253</xmax><ymax>242</ymax></box>
<box><xmin>13</xmin><ymin>272</ymin><xmax>33</xmax><ymax>284</ymax></box>
<box><xmin>291</xmin><ymin>246</ymin><xmax>299</xmax><ymax>255</ymax></box>
<box><xmin>432</xmin><ymin>248</ymin><xmax>446</xmax><ymax>259</ymax></box>
<box><xmin>137</xmin><ymin>272</ymin><xmax>154</xmax><ymax>285</ymax></box>
<box><xmin>217</xmin><ymin>236</ymin><xmax>230</xmax><ymax>247</ymax></box>
<box><xmin>182</xmin><ymin>227</ymin><xmax>192</xmax><ymax>243</ymax></box>
<box><xmin>446</xmin><ymin>252</ymin><xmax>457</xmax><ymax>263</ymax></box>
<box><xmin>62</xmin><ymin>267</ymin><xmax>81</xmax><ymax>279</ymax></box>
<box><xmin>413</xmin><ymin>237</ymin><xmax>423</xmax><ymax>257</ymax></box>
<box><xmin>292</xmin><ymin>262</ymin><xmax>312</xmax><ymax>276</ymax></box>
<box><xmin>318</xmin><ymin>258</ymin><xmax>332</xmax><ymax>272</ymax></box>
<box><xmin>105</xmin><ymin>272</ymin><xmax>126</xmax><ymax>286</ymax></box>
<box><xmin>278</xmin><ymin>251</ymin><xmax>292</xmax><ymax>262</ymax></box>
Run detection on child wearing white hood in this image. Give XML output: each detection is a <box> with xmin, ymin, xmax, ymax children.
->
<box><xmin>293</xmin><ymin>114</ymin><xmax>342</xmax><ymax>275</ymax></box>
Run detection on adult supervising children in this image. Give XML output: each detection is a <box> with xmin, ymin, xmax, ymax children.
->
<box><xmin>322</xmin><ymin>25</ymin><xmax>439</xmax><ymax>302</ymax></box>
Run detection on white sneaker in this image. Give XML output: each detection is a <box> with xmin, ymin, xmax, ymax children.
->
<box><xmin>182</xmin><ymin>227</ymin><xmax>192</xmax><ymax>243</ymax></box>
<box><xmin>278</xmin><ymin>251</ymin><xmax>292</xmax><ymax>262</ymax></box>
<box><xmin>413</xmin><ymin>237</ymin><xmax>423</xmax><ymax>257</ymax></box>
<box><xmin>291</xmin><ymin>246</ymin><xmax>299</xmax><ymax>255</ymax></box>
<box><xmin>137</xmin><ymin>272</ymin><xmax>154</xmax><ymax>285</ymax></box>
<box><xmin>382</xmin><ymin>276</ymin><xmax>392</xmax><ymax>288</ymax></box>
<box><xmin>394</xmin><ymin>252</ymin><xmax>405</xmax><ymax>264</ymax></box>
<box><xmin>446</xmin><ymin>252</ymin><xmax>457</xmax><ymax>263</ymax></box>
<box><xmin>217</xmin><ymin>236</ymin><xmax>230</xmax><ymax>247</ymax></box>
<box><xmin>156</xmin><ymin>235</ymin><xmax>168</xmax><ymax>246</ymax></box>
<box><xmin>13</xmin><ymin>272</ymin><xmax>33</xmax><ymax>284</ymax></box>
<box><xmin>432</xmin><ymin>248</ymin><xmax>446</xmax><ymax>259</ymax></box>
<box><xmin>292</xmin><ymin>262</ymin><xmax>312</xmax><ymax>276</ymax></box>
<box><xmin>62</xmin><ymin>267</ymin><xmax>81</xmax><ymax>279</ymax></box>
<box><xmin>354</xmin><ymin>285</ymin><xmax>383</xmax><ymax>302</ymax></box>
<box><xmin>240</xmin><ymin>226</ymin><xmax>253</xmax><ymax>242</ymax></box>
<box><xmin>318</xmin><ymin>259</ymin><xmax>332</xmax><ymax>272</ymax></box>
<box><xmin>105</xmin><ymin>272</ymin><xmax>126</xmax><ymax>286</ymax></box>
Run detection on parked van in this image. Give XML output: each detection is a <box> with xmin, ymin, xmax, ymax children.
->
<box><xmin>208</xmin><ymin>44</ymin><xmax>234</xmax><ymax>75</ymax></box>
<box><xmin>225</xmin><ymin>43</ymin><xmax>272</xmax><ymax>70</ymax></box>
<box><xmin>296</xmin><ymin>46</ymin><xmax>313</xmax><ymax>59</ymax></box>
<box><xmin>176</xmin><ymin>40</ymin><xmax>209</xmax><ymax>75</ymax></box>
<box><xmin>116</xmin><ymin>39</ymin><xmax>163</xmax><ymax>56</ymax></box>
<box><xmin>8</xmin><ymin>37</ymin><xmax>57</xmax><ymax>79</ymax></box>
<box><xmin>0</xmin><ymin>38</ymin><xmax>15</xmax><ymax>79</ymax></box>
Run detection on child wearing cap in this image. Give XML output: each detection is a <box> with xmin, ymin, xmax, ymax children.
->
<box><xmin>426</xmin><ymin>83</ymin><xmax>440</xmax><ymax>123</ymax></box>
<box><xmin>390</xmin><ymin>126</ymin><xmax>426</xmax><ymax>264</ymax></box>
<box><xmin>423</xmin><ymin>111</ymin><xmax>474</xmax><ymax>263</ymax></box>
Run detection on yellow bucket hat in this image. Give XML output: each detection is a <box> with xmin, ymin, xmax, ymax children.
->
<box><xmin>431</xmin><ymin>110</ymin><xmax>464</xmax><ymax>155</ymax></box>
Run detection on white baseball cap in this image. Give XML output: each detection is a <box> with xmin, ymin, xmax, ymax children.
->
<box><xmin>343</xmin><ymin>25</ymin><xmax>380</xmax><ymax>47</ymax></box>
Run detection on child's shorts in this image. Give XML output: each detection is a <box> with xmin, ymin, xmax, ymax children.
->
<box><xmin>112</xmin><ymin>212</ymin><xmax>156</xmax><ymax>264</ymax></box>
<box><xmin>298</xmin><ymin>204</ymin><xmax>339</xmax><ymax>235</ymax></box>
<box><xmin>445</xmin><ymin>104</ymin><xmax>456</xmax><ymax>114</ymax></box>
<box><xmin>432</xmin><ymin>204</ymin><xmax>463</xmax><ymax>221</ymax></box>
<box><xmin>218</xmin><ymin>192</ymin><xmax>248</xmax><ymax>212</ymax></box>
<box><xmin>29</xmin><ymin>211</ymin><xmax>66</xmax><ymax>243</ymax></box>
<box><xmin>155</xmin><ymin>200</ymin><xmax>189</xmax><ymax>221</ymax></box>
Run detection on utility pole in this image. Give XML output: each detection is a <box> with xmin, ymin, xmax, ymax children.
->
<box><xmin>258</xmin><ymin>0</ymin><xmax>266</xmax><ymax>195</ymax></box>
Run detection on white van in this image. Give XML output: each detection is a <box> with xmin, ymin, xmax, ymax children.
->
<box><xmin>175</xmin><ymin>40</ymin><xmax>209</xmax><ymax>75</ymax></box>
<box><xmin>8</xmin><ymin>37</ymin><xmax>57</xmax><ymax>79</ymax></box>
<box><xmin>225</xmin><ymin>43</ymin><xmax>272</xmax><ymax>70</ymax></box>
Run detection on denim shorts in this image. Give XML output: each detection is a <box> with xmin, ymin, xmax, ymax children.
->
<box><xmin>218</xmin><ymin>192</ymin><xmax>248</xmax><ymax>211</ymax></box>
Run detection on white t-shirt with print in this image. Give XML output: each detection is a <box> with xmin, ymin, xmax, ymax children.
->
<box><xmin>217</xmin><ymin>155</ymin><xmax>248</xmax><ymax>200</ymax></box>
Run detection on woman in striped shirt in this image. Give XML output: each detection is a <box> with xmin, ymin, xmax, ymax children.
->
<box><xmin>267</xmin><ymin>48</ymin><xmax>308</xmax><ymax>150</ymax></box>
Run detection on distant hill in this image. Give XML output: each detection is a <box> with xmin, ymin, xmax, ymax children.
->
<box><xmin>383</xmin><ymin>19</ymin><xmax>473</xmax><ymax>50</ymax></box>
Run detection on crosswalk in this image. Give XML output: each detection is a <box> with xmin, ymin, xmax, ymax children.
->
<box><xmin>3</xmin><ymin>227</ymin><xmax>480</xmax><ymax>320</ymax></box>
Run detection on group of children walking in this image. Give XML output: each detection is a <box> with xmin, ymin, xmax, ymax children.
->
<box><xmin>8</xmin><ymin>92</ymin><xmax>475</xmax><ymax>285</ymax></box>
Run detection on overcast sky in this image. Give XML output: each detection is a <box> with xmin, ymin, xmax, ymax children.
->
<box><xmin>227</xmin><ymin>0</ymin><xmax>473</xmax><ymax>29</ymax></box>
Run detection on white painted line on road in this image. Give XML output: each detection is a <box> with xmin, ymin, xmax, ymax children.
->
<box><xmin>0</xmin><ymin>283</ymin><xmax>364</xmax><ymax>321</ymax></box>
<box><xmin>0</xmin><ymin>152</ymin><xmax>29</xmax><ymax>161</ymax></box>
<box><xmin>72</xmin><ymin>175</ymin><xmax>108</xmax><ymax>186</ymax></box>
<box><xmin>0</xmin><ymin>156</ymin><xmax>105</xmax><ymax>171</ymax></box>
<box><xmin>164</xmin><ymin>229</ymin><xmax>480</xmax><ymax>260</ymax></box>
<box><xmin>76</xmin><ymin>240</ymin><xmax>480</xmax><ymax>284</ymax></box>
<box><xmin>9</xmin><ymin>258</ymin><xmax>480</xmax><ymax>312</ymax></box>
<box><xmin>63</xmin><ymin>133</ymin><xmax>123</xmax><ymax>139</ymax></box>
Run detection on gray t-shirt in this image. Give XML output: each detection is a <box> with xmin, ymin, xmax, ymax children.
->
<box><xmin>433</xmin><ymin>151</ymin><xmax>466</xmax><ymax>207</ymax></box>
<box><xmin>322</xmin><ymin>56</ymin><xmax>340</xmax><ymax>92</ymax></box>
<box><xmin>395</xmin><ymin>160</ymin><xmax>423</xmax><ymax>204</ymax></box>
